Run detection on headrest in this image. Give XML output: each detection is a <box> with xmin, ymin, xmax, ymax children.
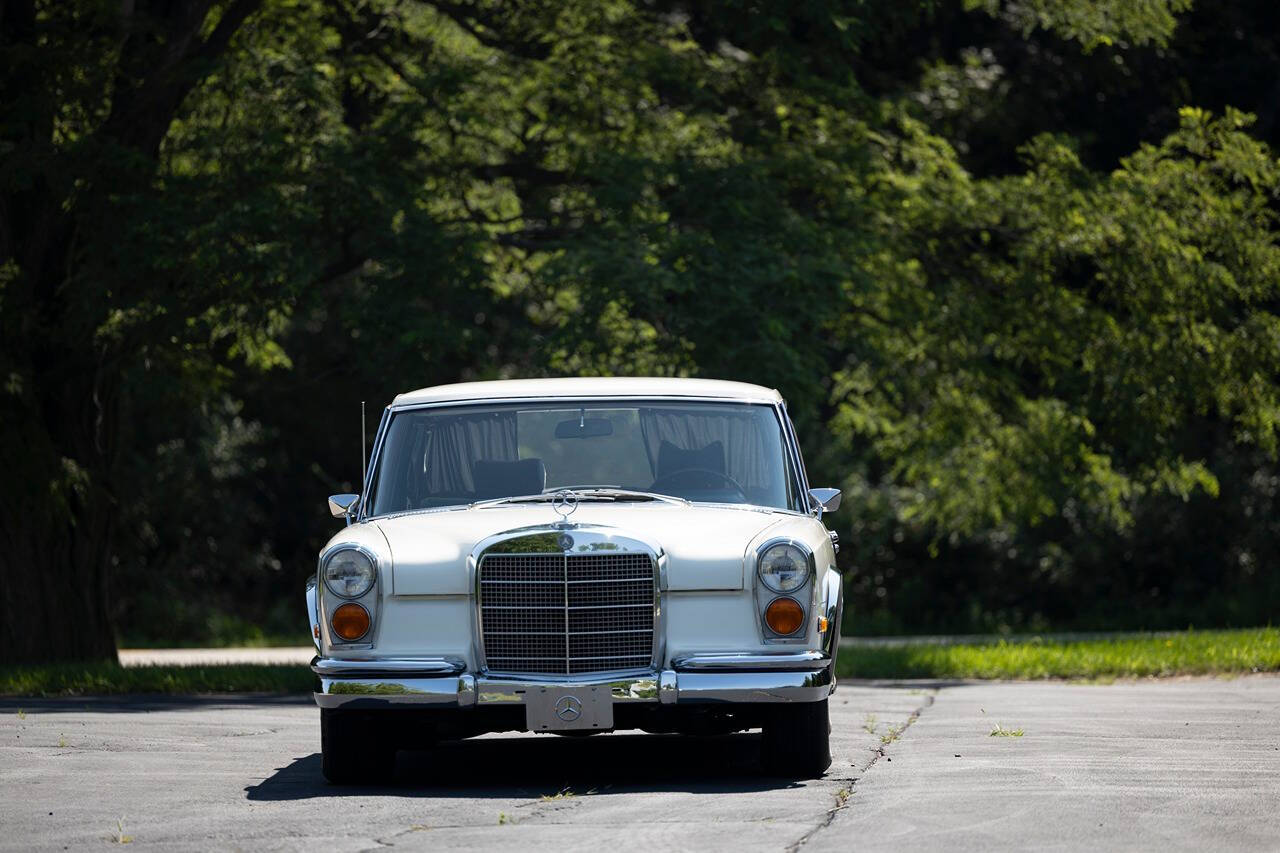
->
<box><xmin>473</xmin><ymin>458</ymin><xmax>547</xmax><ymax>500</ymax></box>
<box><xmin>656</xmin><ymin>440</ymin><xmax>725</xmax><ymax>479</ymax></box>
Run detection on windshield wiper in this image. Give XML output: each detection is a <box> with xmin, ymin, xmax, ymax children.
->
<box><xmin>566</xmin><ymin>487</ymin><xmax>689</xmax><ymax>505</ymax></box>
<box><xmin>472</xmin><ymin>487</ymin><xmax>688</xmax><ymax>508</ymax></box>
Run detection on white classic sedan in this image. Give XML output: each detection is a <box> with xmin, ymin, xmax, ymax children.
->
<box><xmin>307</xmin><ymin>377</ymin><xmax>844</xmax><ymax>782</ymax></box>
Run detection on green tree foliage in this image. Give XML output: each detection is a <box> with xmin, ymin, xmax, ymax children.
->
<box><xmin>2</xmin><ymin>0</ymin><xmax>1279</xmax><ymax>660</ymax></box>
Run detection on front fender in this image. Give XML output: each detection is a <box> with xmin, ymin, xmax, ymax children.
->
<box><xmin>305</xmin><ymin>576</ymin><xmax>320</xmax><ymax>652</ymax></box>
<box><xmin>820</xmin><ymin>567</ymin><xmax>843</xmax><ymax>686</ymax></box>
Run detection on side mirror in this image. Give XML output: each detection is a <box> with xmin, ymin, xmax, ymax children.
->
<box><xmin>808</xmin><ymin>488</ymin><xmax>841</xmax><ymax>515</ymax></box>
<box><xmin>328</xmin><ymin>493</ymin><xmax>361</xmax><ymax>524</ymax></box>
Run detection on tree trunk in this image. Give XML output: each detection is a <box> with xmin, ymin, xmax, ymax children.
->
<box><xmin>0</xmin><ymin>366</ymin><xmax>120</xmax><ymax>664</ymax></box>
<box><xmin>0</xmin><ymin>0</ymin><xmax>262</xmax><ymax>664</ymax></box>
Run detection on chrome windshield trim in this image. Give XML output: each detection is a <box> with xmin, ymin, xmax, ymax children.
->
<box><xmin>359</xmin><ymin>396</ymin><xmax>807</xmax><ymax>521</ymax></box>
<box><xmin>356</xmin><ymin>405</ymin><xmax>392</xmax><ymax>522</ymax></box>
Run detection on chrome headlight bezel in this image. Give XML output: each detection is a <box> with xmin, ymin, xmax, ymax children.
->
<box><xmin>322</xmin><ymin>546</ymin><xmax>378</xmax><ymax>599</ymax></box>
<box><xmin>756</xmin><ymin>540</ymin><xmax>815</xmax><ymax>594</ymax></box>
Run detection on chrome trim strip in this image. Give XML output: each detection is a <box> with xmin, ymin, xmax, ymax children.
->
<box><xmin>315</xmin><ymin>674</ymin><xmax>474</xmax><ymax>709</ymax></box>
<box><xmin>311</xmin><ymin>656</ymin><xmax>466</xmax><ymax>677</ymax></box>
<box><xmin>476</xmin><ymin>675</ymin><xmax>660</xmax><ymax>704</ymax></box>
<box><xmin>670</xmin><ymin>651</ymin><xmax>830</xmax><ymax>672</ymax></box>
<box><xmin>305</xmin><ymin>577</ymin><xmax>320</xmax><ymax>653</ymax></box>
<box><xmin>659</xmin><ymin>669</ymin><xmax>678</xmax><ymax>704</ymax></box>
<box><xmin>777</xmin><ymin>399</ymin><xmax>813</xmax><ymax>514</ymax></box>
<box><xmin>356</xmin><ymin>405</ymin><xmax>392</xmax><ymax>521</ymax></box>
<box><xmin>820</xmin><ymin>566</ymin><xmax>843</xmax><ymax>692</ymax></box>
<box><xmin>674</xmin><ymin>668</ymin><xmax>832</xmax><ymax>703</ymax></box>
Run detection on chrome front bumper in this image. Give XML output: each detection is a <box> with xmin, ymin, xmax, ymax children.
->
<box><xmin>312</xmin><ymin>652</ymin><xmax>834</xmax><ymax>710</ymax></box>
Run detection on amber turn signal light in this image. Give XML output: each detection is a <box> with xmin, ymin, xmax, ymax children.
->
<box><xmin>764</xmin><ymin>597</ymin><xmax>805</xmax><ymax>635</ymax></box>
<box><xmin>331</xmin><ymin>602</ymin><xmax>370</xmax><ymax>641</ymax></box>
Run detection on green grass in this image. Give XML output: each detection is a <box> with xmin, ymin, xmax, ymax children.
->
<box><xmin>115</xmin><ymin>632</ymin><xmax>312</xmax><ymax>650</ymax></box>
<box><xmin>0</xmin><ymin>663</ymin><xmax>314</xmax><ymax>697</ymax></box>
<box><xmin>836</xmin><ymin>627</ymin><xmax>1280</xmax><ymax>680</ymax></box>
<box><xmin>5</xmin><ymin>628</ymin><xmax>1278</xmax><ymax>696</ymax></box>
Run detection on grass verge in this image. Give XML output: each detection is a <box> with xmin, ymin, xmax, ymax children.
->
<box><xmin>0</xmin><ymin>663</ymin><xmax>313</xmax><ymax>697</ymax></box>
<box><xmin>5</xmin><ymin>628</ymin><xmax>1278</xmax><ymax>696</ymax></box>
<box><xmin>836</xmin><ymin>627</ymin><xmax>1280</xmax><ymax>680</ymax></box>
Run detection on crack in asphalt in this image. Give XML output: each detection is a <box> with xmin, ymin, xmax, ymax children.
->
<box><xmin>362</xmin><ymin>788</ymin><xmax>593</xmax><ymax>850</ymax></box>
<box><xmin>785</xmin><ymin>690</ymin><xmax>938</xmax><ymax>853</ymax></box>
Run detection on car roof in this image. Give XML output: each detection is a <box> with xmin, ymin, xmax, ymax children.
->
<box><xmin>391</xmin><ymin>377</ymin><xmax>783</xmax><ymax>408</ymax></box>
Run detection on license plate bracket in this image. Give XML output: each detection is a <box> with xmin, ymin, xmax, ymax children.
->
<box><xmin>525</xmin><ymin>685</ymin><xmax>614</xmax><ymax>732</ymax></box>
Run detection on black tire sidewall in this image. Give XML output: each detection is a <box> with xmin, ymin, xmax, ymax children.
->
<box><xmin>761</xmin><ymin>698</ymin><xmax>832</xmax><ymax>778</ymax></box>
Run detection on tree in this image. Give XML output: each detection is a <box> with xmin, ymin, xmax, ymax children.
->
<box><xmin>0</xmin><ymin>0</ymin><xmax>264</xmax><ymax>662</ymax></box>
<box><xmin>6</xmin><ymin>0</ymin><xmax>1280</xmax><ymax>660</ymax></box>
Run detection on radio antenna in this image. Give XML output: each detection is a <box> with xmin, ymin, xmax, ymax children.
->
<box><xmin>361</xmin><ymin>400</ymin><xmax>367</xmax><ymax>491</ymax></box>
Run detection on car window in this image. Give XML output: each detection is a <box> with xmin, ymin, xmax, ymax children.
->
<box><xmin>368</xmin><ymin>400</ymin><xmax>802</xmax><ymax>514</ymax></box>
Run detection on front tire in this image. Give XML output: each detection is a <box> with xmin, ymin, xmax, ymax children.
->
<box><xmin>761</xmin><ymin>699</ymin><xmax>831</xmax><ymax>778</ymax></box>
<box><xmin>321</xmin><ymin>709</ymin><xmax>396</xmax><ymax>784</ymax></box>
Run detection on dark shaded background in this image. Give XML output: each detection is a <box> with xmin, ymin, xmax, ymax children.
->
<box><xmin>2</xmin><ymin>0</ymin><xmax>1277</xmax><ymax>659</ymax></box>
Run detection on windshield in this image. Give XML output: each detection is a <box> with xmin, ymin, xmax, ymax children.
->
<box><xmin>367</xmin><ymin>400</ymin><xmax>803</xmax><ymax>514</ymax></box>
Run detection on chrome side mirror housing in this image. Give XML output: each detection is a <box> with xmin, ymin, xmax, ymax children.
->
<box><xmin>808</xmin><ymin>488</ymin><xmax>842</xmax><ymax>515</ymax></box>
<box><xmin>328</xmin><ymin>494</ymin><xmax>361</xmax><ymax>524</ymax></box>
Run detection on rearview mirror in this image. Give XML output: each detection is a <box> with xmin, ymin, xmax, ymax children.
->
<box><xmin>328</xmin><ymin>493</ymin><xmax>361</xmax><ymax>523</ymax></box>
<box><xmin>808</xmin><ymin>488</ymin><xmax>841</xmax><ymax>514</ymax></box>
<box><xmin>554</xmin><ymin>417</ymin><xmax>614</xmax><ymax>439</ymax></box>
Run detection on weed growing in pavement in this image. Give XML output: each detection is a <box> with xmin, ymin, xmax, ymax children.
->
<box><xmin>111</xmin><ymin>817</ymin><xmax>132</xmax><ymax>844</ymax></box>
<box><xmin>989</xmin><ymin>723</ymin><xmax>1025</xmax><ymax>737</ymax></box>
<box><xmin>540</xmin><ymin>786</ymin><xmax>594</xmax><ymax>801</ymax></box>
<box><xmin>541</xmin><ymin>788</ymin><xmax>577</xmax><ymax>802</ymax></box>
<box><xmin>498</xmin><ymin>813</ymin><xmax>509</xmax><ymax>825</ymax></box>
<box><xmin>57</xmin><ymin>733</ymin><xmax>67</xmax><ymax>748</ymax></box>
<box><xmin>863</xmin><ymin>714</ymin><xmax>877</xmax><ymax>734</ymax></box>
<box><xmin>880</xmin><ymin>725</ymin><xmax>904</xmax><ymax>744</ymax></box>
<box><xmin>16</xmin><ymin>709</ymin><xmax>25</xmax><ymax>720</ymax></box>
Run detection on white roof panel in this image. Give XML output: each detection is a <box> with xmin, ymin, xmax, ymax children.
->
<box><xmin>391</xmin><ymin>377</ymin><xmax>782</xmax><ymax>408</ymax></box>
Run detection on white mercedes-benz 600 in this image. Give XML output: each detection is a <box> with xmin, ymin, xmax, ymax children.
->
<box><xmin>308</xmin><ymin>377</ymin><xmax>844</xmax><ymax>782</ymax></box>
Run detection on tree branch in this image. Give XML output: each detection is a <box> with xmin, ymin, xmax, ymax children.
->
<box><xmin>422</xmin><ymin>0</ymin><xmax>552</xmax><ymax>61</ymax></box>
<box><xmin>102</xmin><ymin>0</ymin><xmax>263</xmax><ymax>160</ymax></box>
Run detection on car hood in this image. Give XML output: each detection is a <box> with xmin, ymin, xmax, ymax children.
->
<box><xmin>369</xmin><ymin>502</ymin><xmax>798</xmax><ymax>594</ymax></box>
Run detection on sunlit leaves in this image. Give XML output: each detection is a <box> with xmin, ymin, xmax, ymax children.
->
<box><xmin>834</xmin><ymin>107</ymin><xmax>1280</xmax><ymax>536</ymax></box>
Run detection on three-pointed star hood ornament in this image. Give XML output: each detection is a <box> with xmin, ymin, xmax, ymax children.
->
<box><xmin>551</xmin><ymin>489</ymin><xmax>579</xmax><ymax>523</ymax></box>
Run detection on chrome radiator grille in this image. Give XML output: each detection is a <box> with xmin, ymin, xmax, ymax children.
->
<box><xmin>479</xmin><ymin>551</ymin><xmax>656</xmax><ymax>675</ymax></box>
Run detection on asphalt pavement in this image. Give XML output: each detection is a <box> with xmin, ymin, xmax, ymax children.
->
<box><xmin>1</xmin><ymin>677</ymin><xmax>1277</xmax><ymax>851</ymax></box>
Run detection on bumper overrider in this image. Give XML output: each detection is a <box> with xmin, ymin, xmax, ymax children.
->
<box><xmin>312</xmin><ymin>651</ymin><xmax>834</xmax><ymax>711</ymax></box>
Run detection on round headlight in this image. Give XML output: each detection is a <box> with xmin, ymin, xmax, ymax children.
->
<box><xmin>758</xmin><ymin>542</ymin><xmax>809</xmax><ymax>593</ymax></box>
<box><xmin>324</xmin><ymin>548</ymin><xmax>376</xmax><ymax>598</ymax></box>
